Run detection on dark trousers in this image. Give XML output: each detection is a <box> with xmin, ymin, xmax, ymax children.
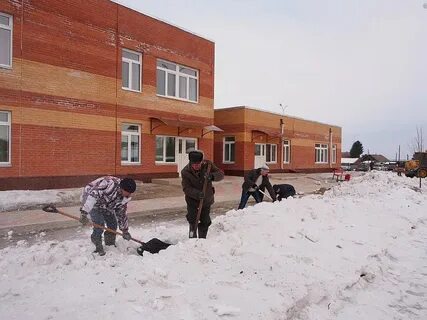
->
<box><xmin>238</xmin><ymin>190</ymin><xmax>262</xmax><ymax>209</ymax></box>
<box><xmin>186</xmin><ymin>201</ymin><xmax>211</xmax><ymax>238</ymax></box>
<box><xmin>89</xmin><ymin>208</ymin><xmax>117</xmax><ymax>240</ymax></box>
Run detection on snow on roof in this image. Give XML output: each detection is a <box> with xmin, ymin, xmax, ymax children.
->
<box><xmin>341</xmin><ymin>157</ymin><xmax>358</xmax><ymax>164</ymax></box>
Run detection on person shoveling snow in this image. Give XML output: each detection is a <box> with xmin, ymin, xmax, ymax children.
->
<box><xmin>79</xmin><ymin>176</ymin><xmax>136</xmax><ymax>255</ymax></box>
<box><xmin>44</xmin><ymin>176</ymin><xmax>171</xmax><ymax>256</ymax></box>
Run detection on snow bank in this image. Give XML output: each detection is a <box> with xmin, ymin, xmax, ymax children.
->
<box><xmin>0</xmin><ymin>188</ymin><xmax>81</xmax><ymax>212</ymax></box>
<box><xmin>0</xmin><ymin>172</ymin><xmax>426</xmax><ymax>319</ymax></box>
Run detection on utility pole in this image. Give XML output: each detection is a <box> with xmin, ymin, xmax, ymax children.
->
<box><xmin>398</xmin><ymin>145</ymin><xmax>400</xmax><ymax>162</ymax></box>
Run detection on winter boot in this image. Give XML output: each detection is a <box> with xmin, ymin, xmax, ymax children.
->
<box><xmin>104</xmin><ymin>232</ymin><xmax>116</xmax><ymax>246</ymax></box>
<box><xmin>91</xmin><ymin>234</ymin><xmax>106</xmax><ymax>256</ymax></box>
<box><xmin>189</xmin><ymin>224</ymin><xmax>197</xmax><ymax>238</ymax></box>
<box><xmin>197</xmin><ymin>224</ymin><xmax>209</xmax><ymax>239</ymax></box>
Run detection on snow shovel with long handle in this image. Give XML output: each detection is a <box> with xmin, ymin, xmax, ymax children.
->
<box><xmin>42</xmin><ymin>204</ymin><xmax>171</xmax><ymax>256</ymax></box>
<box><xmin>190</xmin><ymin>161</ymin><xmax>212</xmax><ymax>238</ymax></box>
<box><xmin>258</xmin><ymin>189</ymin><xmax>274</xmax><ymax>201</ymax></box>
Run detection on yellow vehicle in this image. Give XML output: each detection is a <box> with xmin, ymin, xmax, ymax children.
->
<box><xmin>405</xmin><ymin>152</ymin><xmax>427</xmax><ymax>178</ymax></box>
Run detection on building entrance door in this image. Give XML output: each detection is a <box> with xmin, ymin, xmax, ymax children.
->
<box><xmin>176</xmin><ymin>137</ymin><xmax>197</xmax><ymax>176</ymax></box>
<box><xmin>254</xmin><ymin>143</ymin><xmax>266</xmax><ymax>168</ymax></box>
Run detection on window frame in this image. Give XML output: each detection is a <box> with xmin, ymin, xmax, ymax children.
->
<box><xmin>121</xmin><ymin>48</ymin><xmax>142</xmax><ymax>93</ymax></box>
<box><xmin>315</xmin><ymin>143</ymin><xmax>329</xmax><ymax>164</ymax></box>
<box><xmin>121</xmin><ymin>123</ymin><xmax>141</xmax><ymax>165</ymax></box>
<box><xmin>0</xmin><ymin>110</ymin><xmax>11</xmax><ymax>165</ymax></box>
<box><xmin>332</xmin><ymin>144</ymin><xmax>337</xmax><ymax>164</ymax></box>
<box><xmin>223</xmin><ymin>136</ymin><xmax>235</xmax><ymax>164</ymax></box>
<box><xmin>156</xmin><ymin>59</ymin><xmax>199</xmax><ymax>103</ymax></box>
<box><xmin>266</xmin><ymin>143</ymin><xmax>277</xmax><ymax>163</ymax></box>
<box><xmin>283</xmin><ymin>140</ymin><xmax>291</xmax><ymax>164</ymax></box>
<box><xmin>0</xmin><ymin>12</ymin><xmax>13</xmax><ymax>69</ymax></box>
<box><xmin>155</xmin><ymin>135</ymin><xmax>177</xmax><ymax>164</ymax></box>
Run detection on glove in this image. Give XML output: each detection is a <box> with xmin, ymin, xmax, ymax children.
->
<box><xmin>252</xmin><ymin>184</ymin><xmax>259</xmax><ymax>191</ymax></box>
<box><xmin>79</xmin><ymin>209</ymin><xmax>89</xmax><ymax>225</ymax></box>
<box><xmin>204</xmin><ymin>173</ymin><xmax>214</xmax><ymax>181</ymax></box>
<box><xmin>122</xmin><ymin>230</ymin><xmax>131</xmax><ymax>241</ymax></box>
<box><xmin>198</xmin><ymin>192</ymin><xmax>205</xmax><ymax>200</ymax></box>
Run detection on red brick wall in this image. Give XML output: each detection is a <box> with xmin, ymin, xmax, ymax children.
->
<box><xmin>0</xmin><ymin>0</ymin><xmax>215</xmax><ymax>189</ymax></box>
<box><xmin>214</xmin><ymin>108</ymin><xmax>342</xmax><ymax>175</ymax></box>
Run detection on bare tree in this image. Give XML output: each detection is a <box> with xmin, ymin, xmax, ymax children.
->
<box><xmin>411</xmin><ymin>126</ymin><xmax>425</xmax><ymax>154</ymax></box>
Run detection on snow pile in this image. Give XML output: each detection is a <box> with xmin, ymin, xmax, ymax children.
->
<box><xmin>0</xmin><ymin>188</ymin><xmax>81</xmax><ymax>212</ymax></box>
<box><xmin>0</xmin><ymin>172</ymin><xmax>426</xmax><ymax>319</ymax></box>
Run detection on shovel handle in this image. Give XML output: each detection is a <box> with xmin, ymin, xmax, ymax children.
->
<box><xmin>258</xmin><ymin>189</ymin><xmax>274</xmax><ymax>201</ymax></box>
<box><xmin>42</xmin><ymin>204</ymin><xmax>144</xmax><ymax>245</ymax></box>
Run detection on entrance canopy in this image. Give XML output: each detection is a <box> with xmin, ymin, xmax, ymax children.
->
<box><xmin>251</xmin><ymin>129</ymin><xmax>282</xmax><ymax>142</ymax></box>
<box><xmin>150</xmin><ymin>117</ymin><xmax>222</xmax><ymax>137</ymax></box>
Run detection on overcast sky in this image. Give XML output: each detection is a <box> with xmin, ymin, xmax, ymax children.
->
<box><xmin>114</xmin><ymin>0</ymin><xmax>427</xmax><ymax>160</ymax></box>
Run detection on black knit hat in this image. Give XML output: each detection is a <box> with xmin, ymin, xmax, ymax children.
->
<box><xmin>120</xmin><ymin>178</ymin><xmax>136</xmax><ymax>193</ymax></box>
<box><xmin>189</xmin><ymin>150</ymin><xmax>203</xmax><ymax>164</ymax></box>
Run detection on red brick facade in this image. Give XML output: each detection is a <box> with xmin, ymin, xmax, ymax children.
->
<box><xmin>0</xmin><ymin>0</ymin><xmax>215</xmax><ymax>190</ymax></box>
<box><xmin>214</xmin><ymin>107</ymin><xmax>342</xmax><ymax>175</ymax></box>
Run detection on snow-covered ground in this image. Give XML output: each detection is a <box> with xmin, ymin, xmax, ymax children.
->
<box><xmin>1</xmin><ymin>172</ymin><xmax>426</xmax><ymax>319</ymax></box>
<box><xmin>0</xmin><ymin>188</ymin><xmax>81</xmax><ymax>212</ymax></box>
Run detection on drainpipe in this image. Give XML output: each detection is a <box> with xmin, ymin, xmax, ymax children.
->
<box><xmin>329</xmin><ymin>128</ymin><xmax>332</xmax><ymax>168</ymax></box>
<box><xmin>280</xmin><ymin>118</ymin><xmax>284</xmax><ymax>170</ymax></box>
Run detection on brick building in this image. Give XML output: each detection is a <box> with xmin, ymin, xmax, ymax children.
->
<box><xmin>0</xmin><ymin>0</ymin><xmax>216</xmax><ymax>190</ymax></box>
<box><xmin>214</xmin><ymin>107</ymin><xmax>341</xmax><ymax>175</ymax></box>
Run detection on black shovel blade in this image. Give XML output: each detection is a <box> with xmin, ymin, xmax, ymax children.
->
<box><xmin>137</xmin><ymin>238</ymin><xmax>171</xmax><ymax>256</ymax></box>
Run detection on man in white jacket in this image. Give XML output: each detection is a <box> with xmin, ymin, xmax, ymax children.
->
<box><xmin>80</xmin><ymin>176</ymin><xmax>136</xmax><ymax>255</ymax></box>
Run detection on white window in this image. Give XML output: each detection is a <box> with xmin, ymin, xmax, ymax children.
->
<box><xmin>315</xmin><ymin>143</ymin><xmax>329</xmax><ymax>164</ymax></box>
<box><xmin>223</xmin><ymin>136</ymin><xmax>235</xmax><ymax>163</ymax></box>
<box><xmin>332</xmin><ymin>144</ymin><xmax>337</xmax><ymax>164</ymax></box>
<box><xmin>283</xmin><ymin>140</ymin><xmax>290</xmax><ymax>163</ymax></box>
<box><xmin>266</xmin><ymin>144</ymin><xmax>277</xmax><ymax>163</ymax></box>
<box><xmin>0</xmin><ymin>111</ymin><xmax>11</xmax><ymax>164</ymax></box>
<box><xmin>122</xmin><ymin>49</ymin><xmax>141</xmax><ymax>92</ymax></box>
<box><xmin>0</xmin><ymin>12</ymin><xmax>13</xmax><ymax>68</ymax></box>
<box><xmin>121</xmin><ymin>124</ymin><xmax>140</xmax><ymax>164</ymax></box>
<box><xmin>156</xmin><ymin>59</ymin><xmax>198</xmax><ymax>102</ymax></box>
<box><xmin>156</xmin><ymin>136</ymin><xmax>176</xmax><ymax>163</ymax></box>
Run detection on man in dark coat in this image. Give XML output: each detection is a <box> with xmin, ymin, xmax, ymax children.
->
<box><xmin>181</xmin><ymin>150</ymin><xmax>224</xmax><ymax>238</ymax></box>
<box><xmin>237</xmin><ymin>164</ymin><xmax>276</xmax><ymax>209</ymax></box>
<box><xmin>273</xmin><ymin>184</ymin><xmax>296</xmax><ymax>201</ymax></box>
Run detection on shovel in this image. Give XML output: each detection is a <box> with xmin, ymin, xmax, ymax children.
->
<box><xmin>42</xmin><ymin>204</ymin><xmax>171</xmax><ymax>256</ymax></box>
<box><xmin>258</xmin><ymin>189</ymin><xmax>274</xmax><ymax>201</ymax></box>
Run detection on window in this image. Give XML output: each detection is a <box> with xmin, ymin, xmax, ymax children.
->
<box><xmin>0</xmin><ymin>111</ymin><xmax>11</xmax><ymax>164</ymax></box>
<box><xmin>332</xmin><ymin>144</ymin><xmax>337</xmax><ymax>164</ymax></box>
<box><xmin>157</xmin><ymin>59</ymin><xmax>198</xmax><ymax>102</ymax></box>
<box><xmin>185</xmin><ymin>139</ymin><xmax>196</xmax><ymax>153</ymax></box>
<box><xmin>122</xmin><ymin>49</ymin><xmax>141</xmax><ymax>92</ymax></box>
<box><xmin>255</xmin><ymin>143</ymin><xmax>265</xmax><ymax>156</ymax></box>
<box><xmin>266</xmin><ymin>144</ymin><xmax>277</xmax><ymax>163</ymax></box>
<box><xmin>315</xmin><ymin>143</ymin><xmax>329</xmax><ymax>164</ymax></box>
<box><xmin>223</xmin><ymin>136</ymin><xmax>235</xmax><ymax>163</ymax></box>
<box><xmin>283</xmin><ymin>140</ymin><xmax>290</xmax><ymax>163</ymax></box>
<box><xmin>0</xmin><ymin>12</ymin><xmax>12</xmax><ymax>68</ymax></box>
<box><xmin>156</xmin><ymin>136</ymin><xmax>176</xmax><ymax>163</ymax></box>
<box><xmin>121</xmin><ymin>124</ymin><xmax>140</xmax><ymax>164</ymax></box>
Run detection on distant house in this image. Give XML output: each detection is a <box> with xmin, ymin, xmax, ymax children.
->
<box><xmin>358</xmin><ymin>154</ymin><xmax>390</xmax><ymax>163</ymax></box>
<box><xmin>341</xmin><ymin>152</ymin><xmax>351</xmax><ymax>158</ymax></box>
<box><xmin>341</xmin><ymin>157</ymin><xmax>358</xmax><ymax>170</ymax></box>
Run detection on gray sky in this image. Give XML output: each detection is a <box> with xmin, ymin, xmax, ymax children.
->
<box><xmin>114</xmin><ymin>0</ymin><xmax>427</xmax><ymax>160</ymax></box>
